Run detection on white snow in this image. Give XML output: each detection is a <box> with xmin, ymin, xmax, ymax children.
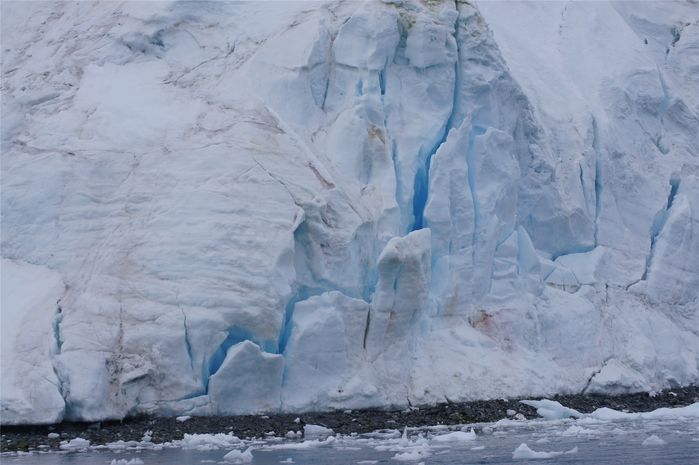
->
<box><xmin>176</xmin><ymin>416</ymin><xmax>191</xmax><ymax>423</ymax></box>
<box><xmin>1</xmin><ymin>0</ymin><xmax>699</xmax><ymax>422</ymax></box>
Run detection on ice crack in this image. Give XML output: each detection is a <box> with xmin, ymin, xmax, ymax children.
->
<box><xmin>410</xmin><ymin>6</ymin><xmax>462</xmax><ymax>232</ymax></box>
<box><xmin>640</xmin><ymin>177</ymin><xmax>681</xmax><ymax>282</ymax></box>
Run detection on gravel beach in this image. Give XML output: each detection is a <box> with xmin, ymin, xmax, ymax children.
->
<box><xmin>2</xmin><ymin>386</ymin><xmax>697</xmax><ymax>453</ymax></box>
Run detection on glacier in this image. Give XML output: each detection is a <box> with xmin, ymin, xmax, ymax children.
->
<box><xmin>1</xmin><ymin>0</ymin><xmax>698</xmax><ymax>424</ymax></box>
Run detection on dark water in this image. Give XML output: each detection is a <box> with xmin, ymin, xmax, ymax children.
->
<box><xmin>3</xmin><ymin>416</ymin><xmax>698</xmax><ymax>464</ymax></box>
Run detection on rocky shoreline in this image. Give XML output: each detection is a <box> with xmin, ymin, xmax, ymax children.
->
<box><xmin>2</xmin><ymin>386</ymin><xmax>698</xmax><ymax>453</ymax></box>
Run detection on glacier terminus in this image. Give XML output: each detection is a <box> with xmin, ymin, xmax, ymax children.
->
<box><xmin>1</xmin><ymin>0</ymin><xmax>699</xmax><ymax>425</ymax></box>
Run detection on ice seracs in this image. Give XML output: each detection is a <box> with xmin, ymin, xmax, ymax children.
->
<box><xmin>1</xmin><ymin>0</ymin><xmax>698</xmax><ymax>423</ymax></box>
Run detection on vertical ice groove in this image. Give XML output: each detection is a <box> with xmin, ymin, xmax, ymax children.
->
<box><xmin>278</xmin><ymin>287</ymin><xmax>308</xmax><ymax>356</ymax></box>
<box><xmin>640</xmin><ymin>178</ymin><xmax>681</xmax><ymax>281</ymax></box>
<box><xmin>592</xmin><ymin>115</ymin><xmax>602</xmax><ymax>247</ymax></box>
<box><xmin>362</xmin><ymin>307</ymin><xmax>371</xmax><ymax>350</ymax></box>
<box><xmin>51</xmin><ymin>299</ymin><xmax>67</xmax><ymax>405</ymax></box>
<box><xmin>410</xmin><ymin>6</ymin><xmax>461</xmax><ymax>232</ymax></box>
<box><xmin>179</xmin><ymin>305</ymin><xmax>195</xmax><ymax>375</ymax></box>
<box><xmin>466</xmin><ymin>125</ymin><xmax>487</xmax><ymax>245</ymax></box>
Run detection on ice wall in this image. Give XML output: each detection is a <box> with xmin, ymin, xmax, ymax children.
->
<box><xmin>1</xmin><ymin>0</ymin><xmax>698</xmax><ymax>423</ymax></box>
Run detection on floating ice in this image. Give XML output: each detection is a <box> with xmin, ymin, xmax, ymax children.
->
<box><xmin>431</xmin><ymin>429</ymin><xmax>476</xmax><ymax>443</ymax></box>
<box><xmin>110</xmin><ymin>459</ymin><xmax>144</xmax><ymax>465</ymax></box>
<box><xmin>642</xmin><ymin>434</ymin><xmax>667</xmax><ymax>446</ymax></box>
<box><xmin>180</xmin><ymin>433</ymin><xmax>241</xmax><ymax>451</ymax></box>
<box><xmin>512</xmin><ymin>443</ymin><xmax>578</xmax><ymax>459</ymax></box>
<box><xmin>223</xmin><ymin>446</ymin><xmax>254</xmax><ymax>463</ymax></box>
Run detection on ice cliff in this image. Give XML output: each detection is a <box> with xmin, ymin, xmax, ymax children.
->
<box><xmin>1</xmin><ymin>0</ymin><xmax>698</xmax><ymax>424</ymax></box>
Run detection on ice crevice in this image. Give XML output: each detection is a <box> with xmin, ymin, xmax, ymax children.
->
<box><xmin>178</xmin><ymin>304</ymin><xmax>196</xmax><ymax>377</ymax></box>
<box><xmin>581</xmin><ymin>357</ymin><xmax>613</xmax><ymax>395</ymax></box>
<box><xmin>51</xmin><ymin>299</ymin><xmax>68</xmax><ymax>407</ymax></box>
<box><xmin>592</xmin><ymin>116</ymin><xmax>602</xmax><ymax>247</ymax></box>
<box><xmin>410</xmin><ymin>5</ymin><xmax>462</xmax><ymax>232</ymax></box>
<box><xmin>640</xmin><ymin>177</ymin><xmax>681</xmax><ymax>282</ymax></box>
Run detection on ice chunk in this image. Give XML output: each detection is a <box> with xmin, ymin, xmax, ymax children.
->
<box><xmin>559</xmin><ymin>425</ymin><xmax>595</xmax><ymax>437</ymax></box>
<box><xmin>223</xmin><ymin>447</ymin><xmax>254</xmax><ymax>463</ymax></box>
<box><xmin>180</xmin><ymin>433</ymin><xmax>241</xmax><ymax>451</ymax></box>
<box><xmin>59</xmin><ymin>438</ymin><xmax>90</xmax><ymax>450</ymax></box>
<box><xmin>303</xmin><ymin>424</ymin><xmax>334</xmax><ymax>439</ymax></box>
<box><xmin>262</xmin><ymin>437</ymin><xmax>336</xmax><ymax>450</ymax></box>
<box><xmin>589</xmin><ymin>403</ymin><xmax>699</xmax><ymax>421</ymax></box>
<box><xmin>110</xmin><ymin>459</ymin><xmax>144</xmax><ymax>465</ymax></box>
<box><xmin>431</xmin><ymin>430</ymin><xmax>476</xmax><ymax>443</ymax></box>
<box><xmin>391</xmin><ymin>444</ymin><xmax>431</xmax><ymax>462</ymax></box>
<box><xmin>520</xmin><ymin>399</ymin><xmax>583</xmax><ymax>420</ymax></box>
<box><xmin>208</xmin><ymin>341</ymin><xmax>283</xmax><ymax>415</ymax></box>
<box><xmin>642</xmin><ymin>434</ymin><xmax>666</xmax><ymax>446</ymax></box>
<box><xmin>512</xmin><ymin>443</ymin><xmax>578</xmax><ymax>459</ymax></box>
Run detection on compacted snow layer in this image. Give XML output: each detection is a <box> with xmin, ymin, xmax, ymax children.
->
<box><xmin>1</xmin><ymin>0</ymin><xmax>699</xmax><ymax>423</ymax></box>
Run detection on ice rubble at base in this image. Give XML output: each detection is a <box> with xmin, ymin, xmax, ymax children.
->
<box><xmin>1</xmin><ymin>0</ymin><xmax>699</xmax><ymax>423</ymax></box>
<box><xmin>518</xmin><ymin>398</ymin><xmax>699</xmax><ymax>422</ymax></box>
<box><xmin>30</xmin><ymin>401</ymin><xmax>697</xmax><ymax>463</ymax></box>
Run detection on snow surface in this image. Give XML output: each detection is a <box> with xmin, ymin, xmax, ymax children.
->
<box><xmin>1</xmin><ymin>0</ymin><xmax>699</xmax><ymax>423</ymax></box>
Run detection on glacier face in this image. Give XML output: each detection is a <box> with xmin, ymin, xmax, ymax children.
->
<box><xmin>1</xmin><ymin>0</ymin><xmax>698</xmax><ymax>424</ymax></box>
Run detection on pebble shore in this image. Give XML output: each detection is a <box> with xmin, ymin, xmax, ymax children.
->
<box><xmin>2</xmin><ymin>386</ymin><xmax>697</xmax><ymax>452</ymax></box>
